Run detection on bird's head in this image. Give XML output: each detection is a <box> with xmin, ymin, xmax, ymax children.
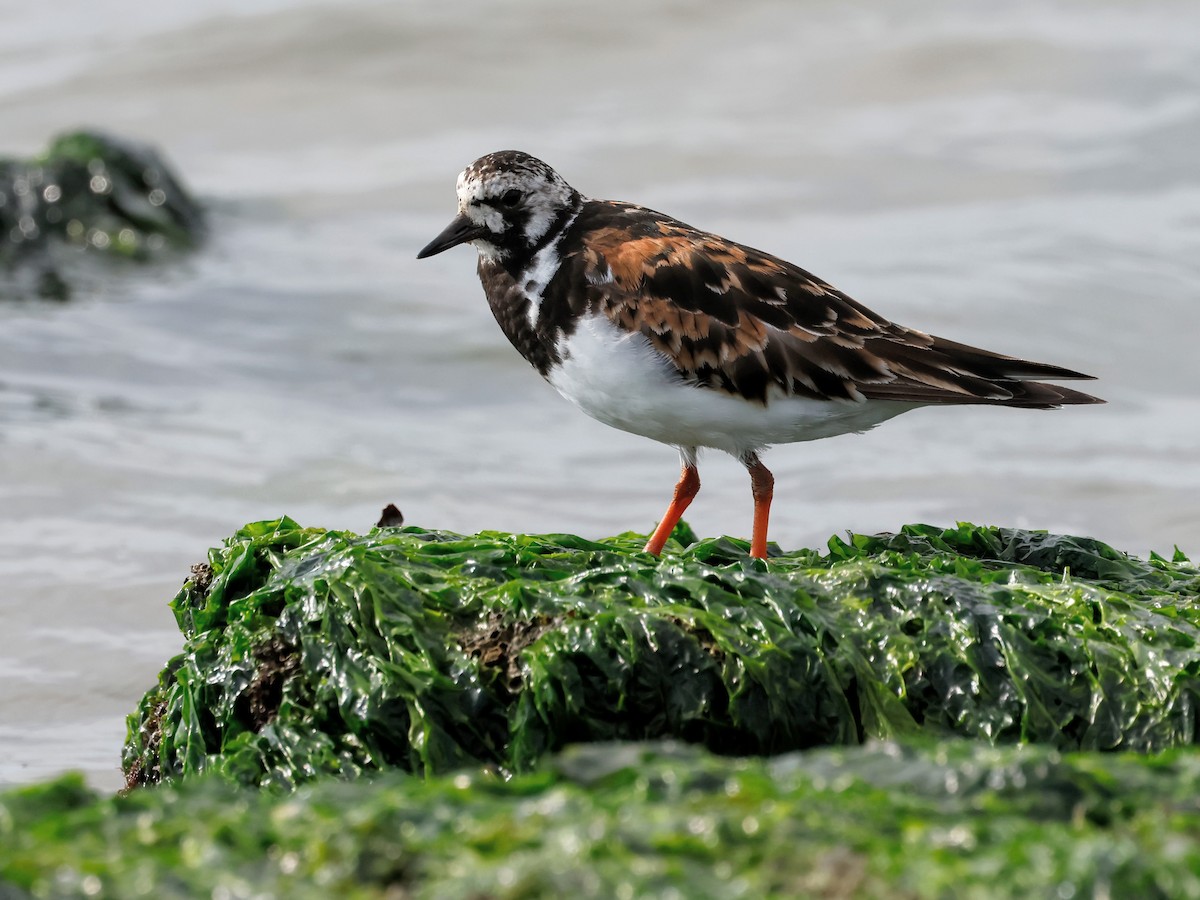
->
<box><xmin>417</xmin><ymin>150</ymin><xmax>582</xmax><ymax>264</ymax></box>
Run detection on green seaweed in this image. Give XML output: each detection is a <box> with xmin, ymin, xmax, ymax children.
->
<box><xmin>4</xmin><ymin>741</ymin><xmax>1200</xmax><ymax>899</ymax></box>
<box><xmin>0</xmin><ymin>129</ymin><xmax>203</xmax><ymax>299</ymax></box>
<box><xmin>122</xmin><ymin>518</ymin><xmax>1200</xmax><ymax>790</ymax></box>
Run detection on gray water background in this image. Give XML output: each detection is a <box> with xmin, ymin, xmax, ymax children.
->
<box><xmin>1</xmin><ymin>0</ymin><xmax>1197</xmax><ymax>789</ymax></box>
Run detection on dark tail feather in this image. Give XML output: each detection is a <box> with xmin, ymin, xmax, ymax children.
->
<box><xmin>857</xmin><ymin>334</ymin><xmax>1105</xmax><ymax>408</ymax></box>
<box><xmin>928</xmin><ymin>335</ymin><xmax>1097</xmax><ymax>382</ymax></box>
<box><xmin>980</xmin><ymin>380</ymin><xmax>1104</xmax><ymax>408</ymax></box>
<box><xmin>861</xmin><ymin>378</ymin><xmax>1104</xmax><ymax>408</ymax></box>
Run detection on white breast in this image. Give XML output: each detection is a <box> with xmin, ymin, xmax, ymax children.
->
<box><xmin>546</xmin><ymin>313</ymin><xmax>914</xmax><ymax>457</ymax></box>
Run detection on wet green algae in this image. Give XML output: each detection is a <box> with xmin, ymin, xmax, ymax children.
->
<box><xmin>5</xmin><ymin>519</ymin><xmax>1200</xmax><ymax>898</ymax></box>
<box><xmin>5</xmin><ymin>740</ymin><xmax>1200</xmax><ymax>899</ymax></box>
<box><xmin>123</xmin><ymin>518</ymin><xmax>1200</xmax><ymax>789</ymax></box>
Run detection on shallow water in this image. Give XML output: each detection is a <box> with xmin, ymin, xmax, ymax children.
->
<box><xmin>1</xmin><ymin>0</ymin><xmax>1198</xmax><ymax>789</ymax></box>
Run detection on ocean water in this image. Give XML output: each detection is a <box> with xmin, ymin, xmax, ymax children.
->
<box><xmin>1</xmin><ymin>0</ymin><xmax>1197</xmax><ymax>789</ymax></box>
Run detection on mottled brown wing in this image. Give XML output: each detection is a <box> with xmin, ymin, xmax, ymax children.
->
<box><xmin>573</xmin><ymin>206</ymin><xmax>1101</xmax><ymax>408</ymax></box>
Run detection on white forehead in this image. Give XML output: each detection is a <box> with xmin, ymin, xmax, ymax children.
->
<box><xmin>453</xmin><ymin>152</ymin><xmax>579</xmax><ymax>206</ymax></box>
<box><xmin>455</xmin><ymin>168</ymin><xmax>517</xmax><ymax>204</ymax></box>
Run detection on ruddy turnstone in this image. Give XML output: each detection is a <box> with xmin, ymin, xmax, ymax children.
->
<box><xmin>418</xmin><ymin>151</ymin><xmax>1103</xmax><ymax>559</ymax></box>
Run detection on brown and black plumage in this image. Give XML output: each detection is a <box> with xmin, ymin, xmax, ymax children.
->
<box><xmin>567</xmin><ymin>202</ymin><xmax>1098</xmax><ymax>408</ymax></box>
<box><xmin>419</xmin><ymin>150</ymin><xmax>1103</xmax><ymax>559</ymax></box>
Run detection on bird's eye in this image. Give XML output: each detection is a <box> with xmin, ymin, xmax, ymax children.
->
<box><xmin>499</xmin><ymin>189</ymin><xmax>523</xmax><ymax>207</ymax></box>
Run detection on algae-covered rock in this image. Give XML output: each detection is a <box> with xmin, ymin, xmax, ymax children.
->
<box><xmin>0</xmin><ymin>129</ymin><xmax>204</xmax><ymax>299</ymax></box>
<box><xmin>5</xmin><ymin>741</ymin><xmax>1200</xmax><ymax>899</ymax></box>
<box><xmin>122</xmin><ymin>518</ymin><xmax>1200</xmax><ymax>790</ymax></box>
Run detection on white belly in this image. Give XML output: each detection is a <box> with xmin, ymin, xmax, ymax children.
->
<box><xmin>546</xmin><ymin>313</ymin><xmax>914</xmax><ymax>457</ymax></box>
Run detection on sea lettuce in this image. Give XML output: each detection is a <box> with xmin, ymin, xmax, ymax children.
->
<box><xmin>122</xmin><ymin>518</ymin><xmax>1200</xmax><ymax>790</ymax></box>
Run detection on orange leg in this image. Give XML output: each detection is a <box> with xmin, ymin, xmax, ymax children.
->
<box><xmin>643</xmin><ymin>463</ymin><xmax>700</xmax><ymax>556</ymax></box>
<box><xmin>746</xmin><ymin>455</ymin><xmax>774</xmax><ymax>560</ymax></box>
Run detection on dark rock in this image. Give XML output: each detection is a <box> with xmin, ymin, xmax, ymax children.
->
<box><xmin>0</xmin><ymin>129</ymin><xmax>205</xmax><ymax>300</ymax></box>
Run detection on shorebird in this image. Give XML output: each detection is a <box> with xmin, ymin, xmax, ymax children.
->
<box><xmin>418</xmin><ymin>151</ymin><xmax>1102</xmax><ymax>559</ymax></box>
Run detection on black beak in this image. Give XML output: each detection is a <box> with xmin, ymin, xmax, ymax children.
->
<box><xmin>416</xmin><ymin>214</ymin><xmax>485</xmax><ymax>259</ymax></box>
